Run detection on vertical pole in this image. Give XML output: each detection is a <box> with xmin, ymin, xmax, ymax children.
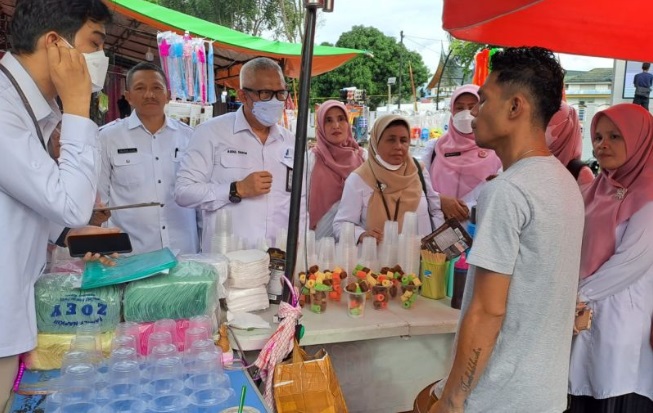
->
<box><xmin>397</xmin><ymin>30</ymin><xmax>404</xmax><ymax>110</ymax></box>
<box><xmin>387</xmin><ymin>84</ymin><xmax>391</xmax><ymax>110</ymax></box>
<box><xmin>282</xmin><ymin>3</ymin><xmax>319</xmax><ymax>303</ymax></box>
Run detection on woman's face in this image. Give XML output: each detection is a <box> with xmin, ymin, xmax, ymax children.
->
<box><xmin>452</xmin><ymin>93</ymin><xmax>478</xmax><ymax>115</ymax></box>
<box><xmin>376</xmin><ymin>124</ymin><xmax>410</xmax><ymax>165</ymax></box>
<box><xmin>322</xmin><ymin>107</ymin><xmax>349</xmax><ymax>145</ymax></box>
<box><xmin>593</xmin><ymin>115</ymin><xmax>627</xmax><ymax>170</ymax></box>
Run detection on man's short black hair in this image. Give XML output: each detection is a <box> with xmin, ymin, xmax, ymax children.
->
<box><xmin>490</xmin><ymin>47</ymin><xmax>565</xmax><ymax>129</ymax></box>
<box><xmin>126</xmin><ymin>62</ymin><xmax>168</xmax><ymax>89</ymax></box>
<box><xmin>11</xmin><ymin>0</ymin><xmax>112</xmax><ymax>54</ymax></box>
<box><xmin>643</xmin><ymin>62</ymin><xmax>651</xmax><ymax>71</ymax></box>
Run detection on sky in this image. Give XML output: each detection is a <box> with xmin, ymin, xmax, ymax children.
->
<box><xmin>313</xmin><ymin>0</ymin><xmax>614</xmax><ymax>74</ymax></box>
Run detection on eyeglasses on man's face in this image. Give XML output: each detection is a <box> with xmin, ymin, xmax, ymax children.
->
<box><xmin>242</xmin><ymin>87</ymin><xmax>289</xmax><ymax>102</ymax></box>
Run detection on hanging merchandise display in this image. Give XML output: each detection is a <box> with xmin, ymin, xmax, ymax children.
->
<box><xmin>157</xmin><ymin>31</ymin><xmax>217</xmax><ymax>105</ymax></box>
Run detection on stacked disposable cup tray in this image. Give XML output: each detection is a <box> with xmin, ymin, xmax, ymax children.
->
<box><xmin>398</xmin><ymin>212</ymin><xmax>421</xmax><ymax>276</ymax></box>
<box><xmin>212</xmin><ymin>209</ymin><xmax>242</xmax><ymax>255</ymax></box>
<box><xmin>46</xmin><ymin>320</ymin><xmax>238</xmax><ymax>413</ymax></box>
<box><xmin>224</xmin><ymin>249</ymin><xmax>271</xmax><ymax>313</ymax></box>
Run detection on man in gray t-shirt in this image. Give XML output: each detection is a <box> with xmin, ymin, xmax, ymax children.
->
<box><xmin>430</xmin><ymin>47</ymin><xmax>585</xmax><ymax>413</ymax></box>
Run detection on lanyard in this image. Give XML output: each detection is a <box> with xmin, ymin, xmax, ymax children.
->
<box><xmin>376</xmin><ymin>180</ymin><xmax>400</xmax><ymax>222</ymax></box>
<box><xmin>0</xmin><ymin>63</ymin><xmax>53</xmax><ymax>157</ymax></box>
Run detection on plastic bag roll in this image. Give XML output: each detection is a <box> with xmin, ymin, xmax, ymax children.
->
<box><xmin>123</xmin><ymin>261</ymin><xmax>218</xmax><ymax>323</ymax></box>
<box><xmin>35</xmin><ymin>273</ymin><xmax>121</xmax><ymax>334</ymax></box>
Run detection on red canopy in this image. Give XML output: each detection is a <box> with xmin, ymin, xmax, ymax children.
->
<box><xmin>443</xmin><ymin>0</ymin><xmax>651</xmax><ymax>62</ymax></box>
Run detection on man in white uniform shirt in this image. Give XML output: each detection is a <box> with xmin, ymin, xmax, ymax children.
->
<box><xmin>99</xmin><ymin>62</ymin><xmax>199</xmax><ymax>254</ymax></box>
<box><xmin>176</xmin><ymin>57</ymin><xmax>305</xmax><ymax>251</ymax></box>
<box><xmin>0</xmin><ymin>0</ymin><xmax>114</xmax><ymax>408</ymax></box>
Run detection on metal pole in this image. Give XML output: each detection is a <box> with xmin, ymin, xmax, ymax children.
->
<box><xmin>387</xmin><ymin>84</ymin><xmax>391</xmax><ymax>109</ymax></box>
<box><xmin>282</xmin><ymin>1</ymin><xmax>321</xmax><ymax>303</ymax></box>
<box><xmin>397</xmin><ymin>30</ymin><xmax>404</xmax><ymax>110</ymax></box>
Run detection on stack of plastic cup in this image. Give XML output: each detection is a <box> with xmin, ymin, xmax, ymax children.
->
<box><xmin>153</xmin><ymin>319</ymin><xmax>180</xmax><ymax>350</ymax></box>
<box><xmin>317</xmin><ymin>237</ymin><xmax>336</xmax><ymax>271</ymax></box>
<box><xmin>184</xmin><ymin>327</ymin><xmax>209</xmax><ymax>352</ymax></box>
<box><xmin>115</xmin><ymin>321</ymin><xmax>141</xmax><ymax>355</ymax></box>
<box><xmin>379</xmin><ymin>220</ymin><xmax>399</xmax><ymax>268</ymax></box>
<box><xmin>400</xmin><ymin>212</ymin><xmax>421</xmax><ymax>276</ymax></box>
<box><xmin>212</xmin><ymin>209</ymin><xmax>236</xmax><ymax>254</ymax></box>
<box><xmin>147</xmin><ymin>331</ymin><xmax>173</xmax><ymax>356</ymax></box>
<box><xmin>336</xmin><ymin>222</ymin><xmax>357</xmax><ymax>275</ymax></box>
<box><xmin>359</xmin><ymin>236</ymin><xmax>378</xmax><ymax>272</ymax></box>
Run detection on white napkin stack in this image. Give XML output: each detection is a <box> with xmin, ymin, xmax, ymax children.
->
<box><xmin>224</xmin><ymin>249</ymin><xmax>271</xmax><ymax>312</ymax></box>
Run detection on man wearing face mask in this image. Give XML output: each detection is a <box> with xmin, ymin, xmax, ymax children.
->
<box><xmin>421</xmin><ymin>84</ymin><xmax>502</xmax><ymax>222</ymax></box>
<box><xmin>176</xmin><ymin>57</ymin><xmax>305</xmax><ymax>250</ymax></box>
<box><xmin>0</xmin><ymin>0</ymin><xmax>112</xmax><ymax>409</ymax></box>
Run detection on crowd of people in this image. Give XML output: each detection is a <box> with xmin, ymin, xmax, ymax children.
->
<box><xmin>0</xmin><ymin>1</ymin><xmax>651</xmax><ymax>412</ymax></box>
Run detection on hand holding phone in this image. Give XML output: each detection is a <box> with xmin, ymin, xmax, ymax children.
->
<box><xmin>67</xmin><ymin>232</ymin><xmax>133</xmax><ymax>258</ymax></box>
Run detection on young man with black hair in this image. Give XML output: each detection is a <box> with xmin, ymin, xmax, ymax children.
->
<box><xmin>429</xmin><ymin>47</ymin><xmax>585</xmax><ymax>413</ymax></box>
<box><xmin>0</xmin><ymin>0</ymin><xmax>112</xmax><ymax>408</ymax></box>
<box><xmin>99</xmin><ymin>62</ymin><xmax>199</xmax><ymax>255</ymax></box>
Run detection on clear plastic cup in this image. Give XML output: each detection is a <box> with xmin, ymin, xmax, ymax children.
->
<box><xmin>401</xmin><ymin>211</ymin><xmax>418</xmax><ymax>238</ymax></box>
<box><xmin>189</xmin><ymin>315</ymin><xmax>213</xmax><ymax>336</ymax></box>
<box><xmin>76</xmin><ymin>324</ymin><xmax>103</xmax><ymax>353</ymax></box>
<box><xmin>153</xmin><ymin>356</ymin><xmax>184</xmax><ymax>380</ymax></box>
<box><xmin>153</xmin><ymin>319</ymin><xmax>179</xmax><ymax>344</ymax></box>
<box><xmin>215</xmin><ymin>209</ymin><xmax>233</xmax><ymax>236</ymax></box>
<box><xmin>185</xmin><ymin>372</ymin><xmax>231</xmax><ymax>392</ymax></box>
<box><xmin>101</xmin><ymin>398</ymin><xmax>147</xmax><ymax>413</ymax></box>
<box><xmin>111</xmin><ymin>335</ymin><xmax>137</xmax><ymax>352</ymax></box>
<box><xmin>189</xmin><ymin>388</ymin><xmax>232</xmax><ymax>412</ymax></box>
<box><xmin>317</xmin><ymin>237</ymin><xmax>336</xmax><ymax>271</ymax></box>
<box><xmin>345</xmin><ymin>290</ymin><xmax>367</xmax><ymax>318</ymax></box>
<box><xmin>359</xmin><ymin>236</ymin><xmax>378</xmax><ymax>272</ymax></box>
<box><xmin>109</xmin><ymin>360</ymin><xmax>140</xmax><ymax>385</ymax></box>
<box><xmin>144</xmin><ymin>378</ymin><xmax>184</xmax><ymax>396</ymax></box>
<box><xmin>57</xmin><ymin>386</ymin><xmax>96</xmax><ymax>405</ymax></box>
<box><xmin>339</xmin><ymin>222</ymin><xmax>356</xmax><ymax>248</ymax></box>
<box><xmin>150</xmin><ymin>343</ymin><xmax>178</xmax><ymax>362</ymax></box>
<box><xmin>70</xmin><ymin>336</ymin><xmax>101</xmax><ymax>364</ymax></box>
<box><xmin>147</xmin><ymin>331</ymin><xmax>173</xmax><ymax>355</ymax></box>
<box><xmin>371</xmin><ymin>285</ymin><xmax>391</xmax><ymax>310</ymax></box>
<box><xmin>188</xmin><ymin>351</ymin><xmax>223</xmax><ymax>375</ymax></box>
<box><xmin>61</xmin><ymin>350</ymin><xmax>93</xmax><ymax>373</ymax></box>
<box><xmin>60</xmin><ymin>402</ymin><xmax>101</xmax><ymax>413</ymax></box>
<box><xmin>184</xmin><ymin>327</ymin><xmax>208</xmax><ymax>352</ymax></box>
<box><xmin>115</xmin><ymin>321</ymin><xmax>141</xmax><ymax>353</ymax></box>
<box><xmin>103</xmin><ymin>382</ymin><xmax>141</xmax><ymax>399</ymax></box>
<box><xmin>62</xmin><ymin>363</ymin><xmax>97</xmax><ymax>387</ymax></box>
<box><xmin>109</xmin><ymin>347</ymin><xmax>138</xmax><ymax>366</ymax></box>
<box><xmin>148</xmin><ymin>393</ymin><xmax>189</xmax><ymax>413</ymax></box>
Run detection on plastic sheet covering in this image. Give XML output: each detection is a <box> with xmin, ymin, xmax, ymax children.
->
<box><xmin>123</xmin><ymin>261</ymin><xmax>218</xmax><ymax>323</ymax></box>
<box><xmin>35</xmin><ymin>273</ymin><xmax>121</xmax><ymax>334</ymax></box>
<box><xmin>24</xmin><ymin>332</ymin><xmax>114</xmax><ymax>371</ymax></box>
<box><xmin>178</xmin><ymin>253</ymin><xmax>229</xmax><ymax>299</ymax></box>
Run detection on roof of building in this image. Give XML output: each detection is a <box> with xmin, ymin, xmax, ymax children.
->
<box><xmin>565</xmin><ymin>68</ymin><xmax>614</xmax><ymax>83</ymax></box>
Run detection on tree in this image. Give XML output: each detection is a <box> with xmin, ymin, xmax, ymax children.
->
<box><xmin>310</xmin><ymin>26</ymin><xmax>430</xmax><ymax>111</ymax></box>
<box><xmin>448</xmin><ymin>38</ymin><xmax>490</xmax><ymax>83</ymax></box>
<box><xmin>146</xmin><ymin>0</ymin><xmax>304</xmax><ymax>41</ymax></box>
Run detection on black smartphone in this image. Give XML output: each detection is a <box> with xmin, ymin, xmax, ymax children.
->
<box><xmin>67</xmin><ymin>233</ymin><xmax>133</xmax><ymax>257</ymax></box>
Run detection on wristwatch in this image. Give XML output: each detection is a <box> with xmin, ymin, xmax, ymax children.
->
<box><xmin>229</xmin><ymin>181</ymin><xmax>242</xmax><ymax>203</ymax></box>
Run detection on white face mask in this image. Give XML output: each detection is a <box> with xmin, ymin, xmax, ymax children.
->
<box><xmin>375</xmin><ymin>153</ymin><xmax>403</xmax><ymax>171</ymax></box>
<box><xmin>57</xmin><ymin>36</ymin><xmax>108</xmax><ymax>93</ymax></box>
<box><xmin>252</xmin><ymin>99</ymin><xmax>285</xmax><ymax>127</ymax></box>
<box><xmin>83</xmin><ymin>51</ymin><xmax>109</xmax><ymax>93</ymax></box>
<box><xmin>452</xmin><ymin>110</ymin><xmax>474</xmax><ymax>134</ymax></box>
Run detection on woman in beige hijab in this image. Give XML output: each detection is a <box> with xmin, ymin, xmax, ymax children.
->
<box><xmin>333</xmin><ymin>115</ymin><xmax>444</xmax><ymax>243</ymax></box>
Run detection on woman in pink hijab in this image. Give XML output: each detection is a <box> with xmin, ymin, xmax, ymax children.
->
<box><xmin>568</xmin><ymin>104</ymin><xmax>653</xmax><ymax>413</ymax></box>
<box><xmin>308</xmin><ymin>100</ymin><xmax>365</xmax><ymax>238</ymax></box>
<box><xmin>546</xmin><ymin>102</ymin><xmax>595</xmax><ymax>187</ymax></box>
<box><xmin>423</xmin><ymin>84</ymin><xmax>502</xmax><ymax>221</ymax></box>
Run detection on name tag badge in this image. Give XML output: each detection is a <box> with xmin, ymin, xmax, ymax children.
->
<box><xmin>286</xmin><ymin>166</ymin><xmax>293</xmax><ymax>192</ymax></box>
<box><xmin>117</xmin><ymin>148</ymin><xmax>138</xmax><ymax>154</ymax></box>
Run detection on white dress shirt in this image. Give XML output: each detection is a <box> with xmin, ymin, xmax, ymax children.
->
<box><xmin>0</xmin><ymin>53</ymin><xmax>99</xmax><ymax>357</ymax></box>
<box><xmin>175</xmin><ymin>107</ymin><xmax>306</xmax><ymax>251</ymax></box>
<box><xmin>569</xmin><ymin>202</ymin><xmax>653</xmax><ymax>401</ymax></box>
<box><xmin>99</xmin><ymin>112</ymin><xmax>199</xmax><ymax>254</ymax></box>
<box><xmin>333</xmin><ymin>167</ymin><xmax>444</xmax><ymax>242</ymax></box>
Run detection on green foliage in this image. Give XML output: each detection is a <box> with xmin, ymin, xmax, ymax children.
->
<box><xmin>448</xmin><ymin>38</ymin><xmax>489</xmax><ymax>82</ymax></box>
<box><xmin>310</xmin><ymin>26</ymin><xmax>430</xmax><ymax>110</ymax></box>
<box><xmin>146</xmin><ymin>0</ymin><xmax>304</xmax><ymax>41</ymax></box>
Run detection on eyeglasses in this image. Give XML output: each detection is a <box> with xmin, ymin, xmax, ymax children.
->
<box><xmin>242</xmin><ymin>87</ymin><xmax>289</xmax><ymax>102</ymax></box>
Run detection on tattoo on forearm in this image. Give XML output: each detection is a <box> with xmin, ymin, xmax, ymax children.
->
<box><xmin>461</xmin><ymin>348</ymin><xmax>482</xmax><ymax>393</ymax></box>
